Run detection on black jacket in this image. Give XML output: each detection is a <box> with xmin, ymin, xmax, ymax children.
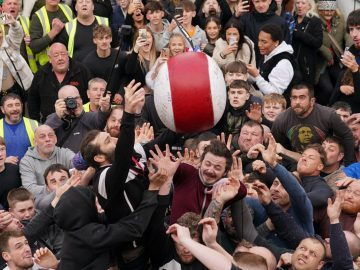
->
<box><xmin>54</xmin><ymin>186</ymin><xmax>158</xmax><ymax>270</ymax></box>
<box><xmin>235</xmin><ymin>1</ymin><xmax>290</xmax><ymax>65</ymax></box>
<box><xmin>292</xmin><ymin>15</ymin><xmax>323</xmax><ymax>86</ymax></box>
<box><xmin>27</xmin><ymin>59</ymin><xmax>91</xmax><ymax>122</ymax></box>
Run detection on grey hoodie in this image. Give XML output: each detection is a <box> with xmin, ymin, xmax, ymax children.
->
<box><xmin>20</xmin><ymin>146</ymin><xmax>74</xmax><ymax>198</ymax></box>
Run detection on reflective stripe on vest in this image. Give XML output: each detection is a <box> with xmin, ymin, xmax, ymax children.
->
<box><xmin>35</xmin><ymin>4</ymin><xmax>73</xmax><ymax>66</ymax></box>
<box><xmin>83</xmin><ymin>102</ymin><xmax>91</xmax><ymax>112</ymax></box>
<box><xmin>0</xmin><ymin>118</ymin><xmax>38</xmax><ymax>146</ymax></box>
<box><xmin>19</xmin><ymin>15</ymin><xmax>38</xmax><ymax>73</ymax></box>
<box><xmin>65</xmin><ymin>16</ymin><xmax>109</xmax><ymax>58</ymax></box>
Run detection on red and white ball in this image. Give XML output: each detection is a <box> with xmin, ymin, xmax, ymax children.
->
<box><xmin>153</xmin><ymin>52</ymin><xmax>226</xmax><ymax>133</ymax></box>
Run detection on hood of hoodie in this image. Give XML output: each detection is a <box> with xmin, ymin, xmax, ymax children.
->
<box><xmin>251</xmin><ymin>0</ymin><xmax>277</xmax><ymax>21</ymax></box>
<box><xmin>54</xmin><ymin>186</ymin><xmax>98</xmax><ymax>231</ymax></box>
<box><xmin>264</xmin><ymin>41</ymin><xmax>294</xmax><ymax>63</ymax></box>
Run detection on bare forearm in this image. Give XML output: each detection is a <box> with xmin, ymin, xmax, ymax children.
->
<box><xmin>204</xmin><ymin>199</ymin><xmax>224</xmax><ymax>223</ymax></box>
<box><xmin>180</xmin><ymin>239</ymin><xmax>232</xmax><ymax>270</ymax></box>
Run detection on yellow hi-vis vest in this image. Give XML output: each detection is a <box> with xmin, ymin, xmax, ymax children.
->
<box><xmin>65</xmin><ymin>16</ymin><xmax>109</xmax><ymax>58</ymax></box>
<box><xmin>35</xmin><ymin>4</ymin><xmax>73</xmax><ymax>66</ymax></box>
<box><xmin>19</xmin><ymin>15</ymin><xmax>38</xmax><ymax>73</ymax></box>
<box><xmin>83</xmin><ymin>102</ymin><xmax>91</xmax><ymax>112</ymax></box>
<box><xmin>0</xmin><ymin>117</ymin><xmax>39</xmax><ymax>146</ymax></box>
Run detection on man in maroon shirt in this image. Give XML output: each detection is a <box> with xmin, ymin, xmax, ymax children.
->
<box><xmin>150</xmin><ymin>139</ymin><xmax>247</xmax><ymax>224</ymax></box>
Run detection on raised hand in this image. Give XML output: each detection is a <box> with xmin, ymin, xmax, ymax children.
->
<box><xmin>148</xmin><ymin>167</ymin><xmax>170</xmax><ymax>191</ymax></box>
<box><xmin>277</xmin><ymin>252</ymin><xmax>293</xmax><ymax>268</ymax></box>
<box><xmin>34</xmin><ymin>247</ymin><xmax>59</xmax><ymax>269</ymax></box>
<box><xmin>235</xmin><ymin>0</ymin><xmax>250</xmax><ymax>16</ymax></box>
<box><xmin>252</xmin><ymin>180</ymin><xmax>272</xmax><ymax>205</ymax></box>
<box><xmin>149</xmin><ymin>144</ymin><xmax>181</xmax><ymax>178</ymax></box>
<box><xmin>252</xmin><ymin>159</ymin><xmax>266</xmax><ymax>174</ymax></box>
<box><xmin>199</xmin><ymin>217</ymin><xmax>218</xmax><ymax>247</ymax></box>
<box><xmin>260</xmin><ymin>133</ymin><xmax>278</xmax><ymax>167</ymax></box>
<box><xmin>177</xmin><ymin>148</ymin><xmax>199</xmax><ymax>168</ymax></box>
<box><xmin>217</xmin><ymin>132</ymin><xmax>233</xmax><ymax>151</ymax></box>
<box><xmin>246</xmin><ymin>103</ymin><xmax>262</xmax><ymax>123</ymax></box>
<box><xmin>99</xmin><ymin>91</ymin><xmax>111</xmax><ymax>112</ymax></box>
<box><xmin>0</xmin><ymin>210</ymin><xmax>12</xmax><ymax>230</ymax></box>
<box><xmin>124</xmin><ymin>80</ymin><xmax>145</xmax><ymax>114</ymax></box>
<box><xmin>166</xmin><ymin>223</ymin><xmax>191</xmax><ymax>244</ymax></box>
<box><xmin>228</xmin><ymin>155</ymin><xmax>243</xmax><ymax>182</ymax></box>
<box><xmin>247</xmin><ymin>143</ymin><xmax>265</xmax><ymax>159</ymax></box>
<box><xmin>51</xmin><ymin>171</ymin><xmax>81</xmax><ymax>207</ymax></box>
<box><xmin>327</xmin><ymin>190</ymin><xmax>344</xmax><ymax>224</ymax></box>
<box><xmin>341</xmin><ymin>51</ymin><xmax>359</xmax><ymax>73</ymax></box>
<box><xmin>135</xmin><ymin>123</ymin><xmax>154</xmax><ymax>144</ymax></box>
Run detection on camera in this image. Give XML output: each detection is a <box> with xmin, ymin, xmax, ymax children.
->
<box><xmin>64</xmin><ymin>97</ymin><xmax>78</xmax><ymax>111</ymax></box>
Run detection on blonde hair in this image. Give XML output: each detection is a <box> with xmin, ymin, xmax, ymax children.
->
<box><xmin>296</xmin><ymin>0</ymin><xmax>319</xmax><ymax>18</ymax></box>
<box><xmin>132</xmin><ymin>27</ymin><xmax>157</xmax><ymax>71</ymax></box>
<box><xmin>263</xmin><ymin>93</ymin><xmax>287</xmax><ymax>109</ymax></box>
<box><xmin>168</xmin><ymin>33</ymin><xmax>186</xmax><ymax>57</ymax></box>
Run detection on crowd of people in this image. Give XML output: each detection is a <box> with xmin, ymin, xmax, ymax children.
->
<box><xmin>0</xmin><ymin>0</ymin><xmax>360</xmax><ymax>269</ymax></box>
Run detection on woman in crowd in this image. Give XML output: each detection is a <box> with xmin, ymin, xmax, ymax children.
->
<box><xmin>125</xmin><ymin>27</ymin><xmax>157</xmax><ymax>92</ymax></box>
<box><xmin>0</xmin><ymin>13</ymin><xmax>33</xmax><ymax>118</ymax></box>
<box><xmin>203</xmin><ymin>16</ymin><xmax>221</xmax><ymax>57</ymax></box>
<box><xmin>212</xmin><ymin>19</ymin><xmax>256</xmax><ymax>69</ymax></box>
<box><xmin>315</xmin><ymin>0</ymin><xmax>350</xmax><ymax>105</ymax></box>
<box><xmin>292</xmin><ymin>0</ymin><xmax>322</xmax><ymax>87</ymax></box>
<box><xmin>146</xmin><ymin>33</ymin><xmax>186</xmax><ymax>89</ymax></box>
<box><xmin>247</xmin><ymin>24</ymin><xmax>295</xmax><ymax>97</ymax></box>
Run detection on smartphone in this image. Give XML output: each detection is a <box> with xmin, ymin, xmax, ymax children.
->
<box><xmin>161</xmin><ymin>48</ymin><xmax>170</xmax><ymax>58</ymax></box>
<box><xmin>229</xmin><ymin>36</ymin><xmax>237</xmax><ymax>45</ymax></box>
<box><xmin>0</xmin><ymin>14</ymin><xmax>7</xmax><ymax>24</ymax></box>
<box><xmin>139</xmin><ymin>28</ymin><xmax>147</xmax><ymax>40</ymax></box>
<box><xmin>175</xmin><ymin>6</ymin><xmax>183</xmax><ymax>17</ymax></box>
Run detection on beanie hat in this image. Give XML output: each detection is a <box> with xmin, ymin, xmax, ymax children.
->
<box><xmin>317</xmin><ymin>0</ymin><xmax>337</xmax><ymax>11</ymax></box>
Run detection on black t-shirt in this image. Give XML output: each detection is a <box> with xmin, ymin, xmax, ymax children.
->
<box><xmin>82</xmin><ymin>49</ymin><xmax>128</xmax><ymax>95</ymax></box>
<box><xmin>83</xmin><ymin>49</ymin><xmax>118</xmax><ymax>80</ymax></box>
<box><xmin>0</xmin><ymin>163</ymin><xmax>22</xmax><ymax>210</ymax></box>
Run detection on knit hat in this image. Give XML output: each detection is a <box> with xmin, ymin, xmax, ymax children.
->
<box><xmin>317</xmin><ymin>0</ymin><xmax>337</xmax><ymax>10</ymax></box>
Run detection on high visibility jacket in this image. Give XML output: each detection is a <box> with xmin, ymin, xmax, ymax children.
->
<box><xmin>65</xmin><ymin>16</ymin><xmax>109</xmax><ymax>58</ymax></box>
<box><xmin>0</xmin><ymin>117</ymin><xmax>39</xmax><ymax>146</ymax></box>
<box><xmin>19</xmin><ymin>15</ymin><xmax>38</xmax><ymax>73</ymax></box>
<box><xmin>83</xmin><ymin>102</ymin><xmax>91</xmax><ymax>112</ymax></box>
<box><xmin>35</xmin><ymin>4</ymin><xmax>73</xmax><ymax>66</ymax></box>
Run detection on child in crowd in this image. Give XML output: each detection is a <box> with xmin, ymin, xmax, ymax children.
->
<box><xmin>218</xmin><ymin>80</ymin><xmax>261</xmax><ymax>136</ymax></box>
<box><xmin>145</xmin><ymin>1</ymin><xmax>172</xmax><ymax>52</ymax></box>
<box><xmin>261</xmin><ymin>93</ymin><xmax>287</xmax><ymax>128</ymax></box>
<box><xmin>171</xmin><ymin>0</ymin><xmax>208</xmax><ymax>50</ymax></box>
<box><xmin>224</xmin><ymin>61</ymin><xmax>263</xmax><ymax>101</ymax></box>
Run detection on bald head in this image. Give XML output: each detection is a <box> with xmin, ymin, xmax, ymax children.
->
<box><xmin>48</xmin><ymin>43</ymin><xmax>69</xmax><ymax>73</ymax></box>
<box><xmin>58</xmin><ymin>85</ymin><xmax>80</xmax><ymax>99</ymax></box>
<box><xmin>58</xmin><ymin>85</ymin><xmax>84</xmax><ymax>117</ymax></box>
<box><xmin>34</xmin><ymin>125</ymin><xmax>57</xmax><ymax>158</ymax></box>
<box><xmin>235</xmin><ymin>245</ymin><xmax>277</xmax><ymax>270</ymax></box>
